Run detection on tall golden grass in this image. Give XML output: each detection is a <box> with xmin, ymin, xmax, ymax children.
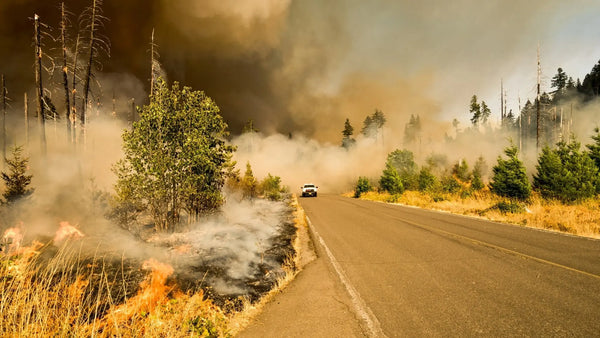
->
<box><xmin>352</xmin><ymin>190</ymin><xmax>600</xmax><ymax>238</ymax></box>
<box><xmin>0</xmin><ymin>196</ymin><xmax>306</xmax><ymax>337</ymax></box>
<box><xmin>0</xmin><ymin>241</ymin><xmax>230</xmax><ymax>337</ymax></box>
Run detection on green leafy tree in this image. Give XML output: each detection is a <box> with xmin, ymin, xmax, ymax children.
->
<box><xmin>259</xmin><ymin>173</ymin><xmax>286</xmax><ymax>201</ymax></box>
<box><xmin>354</xmin><ymin>176</ymin><xmax>372</xmax><ymax>198</ymax></box>
<box><xmin>113</xmin><ymin>78</ymin><xmax>235</xmax><ymax>231</ymax></box>
<box><xmin>386</xmin><ymin>149</ymin><xmax>418</xmax><ymax>190</ymax></box>
<box><xmin>379</xmin><ymin>163</ymin><xmax>404</xmax><ymax>195</ymax></box>
<box><xmin>1</xmin><ymin>146</ymin><xmax>34</xmax><ymax>203</ymax></box>
<box><xmin>489</xmin><ymin>145</ymin><xmax>531</xmax><ymax>200</ymax></box>
<box><xmin>534</xmin><ymin>139</ymin><xmax>598</xmax><ymax>203</ymax></box>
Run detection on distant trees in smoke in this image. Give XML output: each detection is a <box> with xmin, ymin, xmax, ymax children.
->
<box><xmin>340</xmin><ymin>109</ymin><xmax>386</xmax><ymax>149</ymax></box>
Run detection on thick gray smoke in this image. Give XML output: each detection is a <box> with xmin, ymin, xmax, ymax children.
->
<box><xmin>2</xmin><ymin>0</ymin><xmax>600</xmax><ymax>141</ymax></box>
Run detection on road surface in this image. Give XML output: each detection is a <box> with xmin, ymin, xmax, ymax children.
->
<box><xmin>298</xmin><ymin>194</ymin><xmax>600</xmax><ymax>337</ymax></box>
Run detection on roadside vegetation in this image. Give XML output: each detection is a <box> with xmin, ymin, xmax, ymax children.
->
<box><xmin>351</xmin><ymin>133</ymin><xmax>600</xmax><ymax>238</ymax></box>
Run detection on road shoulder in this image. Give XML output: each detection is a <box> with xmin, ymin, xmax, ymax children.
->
<box><xmin>237</xmin><ymin>200</ymin><xmax>366</xmax><ymax>338</ymax></box>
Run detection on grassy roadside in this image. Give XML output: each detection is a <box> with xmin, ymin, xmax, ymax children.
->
<box><xmin>0</xmin><ymin>196</ymin><xmax>307</xmax><ymax>337</ymax></box>
<box><xmin>346</xmin><ymin>190</ymin><xmax>600</xmax><ymax>239</ymax></box>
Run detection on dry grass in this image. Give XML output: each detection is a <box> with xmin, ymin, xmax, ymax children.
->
<box><xmin>355</xmin><ymin>190</ymin><xmax>600</xmax><ymax>239</ymax></box>
<box><xmin>0</xmin><ymin>196</ymin><xmax>306</xmax><ymax>337</ymax></box>
<box><xmin>0</xmin><ymin>241</ymin><xmax>230</xmax><ymax>337</ymax></box>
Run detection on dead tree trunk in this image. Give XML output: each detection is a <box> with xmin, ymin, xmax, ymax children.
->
<box><xmin>81</xmin><ymin>0</ymin><xmax>99</xmax><ymax>144</ymax></box>
<box><xmin>150</xmin><ymin>28</ymin><xmax>156</xmax><ymax>96</ymax></box>
<box><xmin>34</xmin><ymin>14</ymin><xmax>47</xmax><ymax>155</ymax></box>
<box><xmin>24</xmin><ymin>92</ymin><xmax>28</xmax><ymax>146</ymax></box>
<box><xmin>71</xmin><ymin>34</ymin><xmax>80</xmax><ymax>144</ymax></box>
<box><xmin>2</xmin><ymin>75</ymin><xmax>6</xmax><ymax>166</ymax></box>
<box><xmin>60</xmin><ymin>2</ymin><xmax>72</xmax><ymax>144</ymax></box>
<box><xmin>536</xmin><ymin>44</ymin><xmax>541</xmax><ymax>151</ymax></box>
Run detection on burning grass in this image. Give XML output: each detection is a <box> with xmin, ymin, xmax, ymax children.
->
<box><xmin>0</xmin><ymin>196</ymin><xmax>302</xmax><ymax>337</ymax></box>
<box><xmin>352</xmin><ymin>190</ymin><xmax>600</xmax><ymax>238</ymax></box>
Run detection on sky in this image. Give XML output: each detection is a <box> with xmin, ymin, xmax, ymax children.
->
<box><xmin>2</xmin><ymin>0</ymin><xmax>600</xmax><ymax>142</ymax></box>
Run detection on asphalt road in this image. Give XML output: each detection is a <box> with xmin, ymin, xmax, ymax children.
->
<box><xmin>299</xmin><ymin>194</ymin><xmax>600</xmax><ymax>337</ymax></box>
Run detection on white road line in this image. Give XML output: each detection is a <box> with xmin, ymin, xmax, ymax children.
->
<box><xmin>306</xmin><ymin>216</ymin><xmax>387</xmax><ymax>338</ymax></box>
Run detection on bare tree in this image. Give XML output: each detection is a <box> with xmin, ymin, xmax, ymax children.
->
<box><xmin>80</xmin><ymin>0</ymin><xmax>109</xmax><ymax>142</ymax></box>
<box><xmin>34</xmin><ymin>14</ymin><xmax>47</xmax><ymax>155</ymax></box>
<box><xmin>60</xmin><ymin>2</ymin><xmax>72</xmax><ymax>143</ymax></box>
<box><xmin>2</xmin><ymin>75</ymin><xmax>6</xmax><ymax>167</ymax></box>
<box><xmin>150</xmin><ymin>28</ymin><xmax>158</xmax><ymax>96</ymax></box>
<box><xmin>24</xmin><ymin>93</ymin><xmax>29</xmax><ymax>146</ymax></box>
<box><xmin>71</xmin><ymin>33</ymin><xmax>80</xmax><ymax>144</ymax></box>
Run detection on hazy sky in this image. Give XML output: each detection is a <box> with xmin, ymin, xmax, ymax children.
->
<box><xmin>2</xmin><ymin>0</ymin><xmax>600</xmax><ymax>141</ymax></box>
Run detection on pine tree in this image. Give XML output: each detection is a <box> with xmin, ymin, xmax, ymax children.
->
<box><xmin>586</xmin><ymin>127</ymin><xmax>600</xmax><ymax>170</ymax></box>
<box><xmin>341</xmin><ymin>118</ymin><xmax>356</xmax><ymax>148</ymax></box>
<box><xmin>480</xmin><ymin>101</ymin><xmax>491</xmax><ymax>124</ymax></box>
<box><xmin>469</xmin><ymin>95</ymin><xmax>481</xmax><ymax>125</ymax></box>
<box><xmin>379</xmin><ymin>162</ymin><xmax>404</xmax><ymax>195</ymax></box>
<box><xmin>534</xmin><ymin>138</ymin><xmax>598</xmax><ymax>203</ymax></box>
<box><xmin>354</xmin><ymin>176</ymin><xmax>371</xmax><ymax>198</ymax></box>
<box><xmin>242</xmin><ymin>161</ymin><xmax>257</xmax><ymax>198</ymax></box>
<box><xmin>452</xmin><ymin>159</ymin><xmax>471</xmax><ymax>182</ymax></box>
<box><xmin>418</xmin><ymin>167</ymin><xmax>437</xmax><ymax>191</ymax></box>
<box><xmin>2</xmin><ymin>146</ymin><xmax>34</xmax><ymax>203</ymax></box>
<box><xmin>489</xmin><ymin>145</ymin><xmax>531</xmax><ymax>200</ymax></box>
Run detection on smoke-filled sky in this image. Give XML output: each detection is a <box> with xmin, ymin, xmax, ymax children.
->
<box><xmin>2</xmin><ymin>0</ymin><xmax>600</xmax><ymax>141</ymax></box>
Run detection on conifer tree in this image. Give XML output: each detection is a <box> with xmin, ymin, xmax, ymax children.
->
<box><xmin>379</xmin><ymin>162</ymin><xmax>404</xmax><ymax>194</ymax></box>
<box><xmin>534</xmin><ymin>138</ymin><xmax>598</xmax><ymax>203</ymax></box>
<box><xmin>490</xmin><ymin>144</ymin><xmax>531</xmax><ymax>200</ymax></box>
<box><xmin>242</xmin><ymin>161</ymin><xmax>257</xmax><ymax>198</ymax></box>
<box><xmin>2</xmin><ymin>146</ymin><xmax>34</xmax><ymax>203</ymax></box>
<box><xmin>341</xmin><ymin>118</ymin><xmax>356</xmax><ymax>148</ymax></box>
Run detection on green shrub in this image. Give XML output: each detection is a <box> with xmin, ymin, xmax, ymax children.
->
<box><xmin>440</xmin><ymin>176</ymin><xmax>461</xmax><ymax>194</ymax></box>
<box><xmin>260</xmin><ymin>174</ymin><xmax>285</xmax><ymax>201</ymax></box>
<box><xmin>354</xmin><ymin>176</ymin><xmax>372</xmax><ymax>198</ymax></box>
<box><xmin>380</xmin><ymin>163</ymin><xmax>404</xmax><ymax>195</ymax></box>
<box><xmin>418</xmin><ymin>167</ymin><xmax>437</xmax><ymax>191</ymax></box>
<box><xmin>492</xmin><ymin>200</ymin><xmax>525</xmax><ymax>214</ymax></box>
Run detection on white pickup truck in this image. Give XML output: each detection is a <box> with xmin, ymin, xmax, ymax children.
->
<box><xmin>301</xmin><ymin>183</ymin><xmax>318</xmax><ymax>197</ymax></box>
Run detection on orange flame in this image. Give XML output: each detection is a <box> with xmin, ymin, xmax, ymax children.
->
<box><xmin>3</xmin><ymin>227</ymin><xmax>24</xmax><ymax>252</ymax></box>
<box><xmin>107</xmin><ymin>258</ymin><xmax>174</xmax><ymax>322</ymax></box>
<box><xmin>54</xmin><ymin>221</ymin><xmax>84</xmax><ymax>243</ymax></box>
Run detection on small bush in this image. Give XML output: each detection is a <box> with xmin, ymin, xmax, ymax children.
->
<box><xmin>440</xmin><ymin>176</ymin><xmax>461</xmax><ymax>194</ymax></box>
<box><xmin>492</xmin><ymin>200</ymin><xmax>525</xmax><ymax>214</ymax></box>
<box><xmin>418</xmin><ymin>167</ymin><xmax>437</xmax><ymax>191</ymax></box>
<box><xmin>259</xmin><ymin>174</ymin><xmax>286</xmax><ymax>201</ymax></box>
<box><xmin>471</xmin><ymin>173</ymin><xmax>485</xmax><ymax>191</ymax></box>
<box><xmin>354</xmin><ymin>177</ymin><xmax>372</xmax><ymax>198</ymax></box>
<box><xmin>380</xmin><ymin>163</ymin><xmax>404</xmax><ymax>195</ymax></box>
